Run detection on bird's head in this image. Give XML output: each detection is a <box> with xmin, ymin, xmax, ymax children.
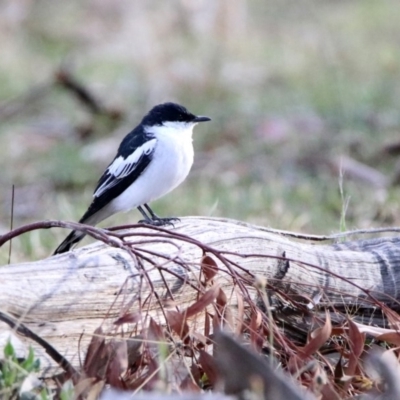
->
<box><xmin>142</xmin><ymin>102</ymin><xmax>211</xmax><ymax>130</ymax></box>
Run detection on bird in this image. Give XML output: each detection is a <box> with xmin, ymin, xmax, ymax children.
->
<box><xmin>53</xmin><ymin>102</ymin><xmax>211</xmax><ymax>255</ymax></box>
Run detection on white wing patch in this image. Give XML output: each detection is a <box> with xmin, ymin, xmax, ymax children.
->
<box><xmin>94</xmin><ymin>138</ymin><xmax>157</xmax><ymax>198</ymax></box>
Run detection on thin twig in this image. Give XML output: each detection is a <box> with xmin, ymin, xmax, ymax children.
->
<box><xmin>8</xmin><ymin>185</ymin><xmax>14</xmax><ymax>264</ymax></box>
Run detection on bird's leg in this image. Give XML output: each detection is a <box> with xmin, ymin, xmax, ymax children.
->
<box><xmin>137</xmin><ymin>205</ymin><xmax>153</xmax><ymax>223</ymax></box>
<box><xmin>143</xmin><ymin>204</ymin><xmax>159</xmax><ymax>219</ymax></box>
<box><xmin>137</xmin><ymin>205</ymin><xmax>171</xmax><ymax>226</ymax></box>
<box><xmin>142</xmin><ymin>203</ymin><xmax>180</xmax><ymax>226</ymax></box>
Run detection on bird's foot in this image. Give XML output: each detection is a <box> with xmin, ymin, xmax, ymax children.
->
<box><xmin>139</xmin><ymin>217</ymin><xmax>180</xmax><ymax>227</ymax></box>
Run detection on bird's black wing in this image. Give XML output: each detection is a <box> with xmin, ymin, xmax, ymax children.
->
<box><xmin>80</xmin><ymin>128</ymin><xmax>157</xmax><ymax>222</ymax></box>
<box><xmin>54</xmin><ymin>129</ymin><xmax>157</xmax><ymax>255</ymax></box>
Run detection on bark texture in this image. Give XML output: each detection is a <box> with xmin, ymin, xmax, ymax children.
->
<box><xmin>1</xmin><ymin>217</ymin><xmax>400</xmax><ymax>371</ymax></box>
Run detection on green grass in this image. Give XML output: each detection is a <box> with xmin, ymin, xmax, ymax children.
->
<box><xmin>2</xmin><ymin>0</ymin><xmax>400</xmax><ymax>263</ymax></box>
<box><xmin>0</xmin><ymin>340</ymin><xmax>74</xmax><ymax>399</ymax></box>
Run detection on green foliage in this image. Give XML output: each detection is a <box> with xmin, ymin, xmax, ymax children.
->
<box><xmin>59</xmin><ymin>381</ymin><xmax>74</xmax><ymax>400</ymax></box>
<box><xmin>0</xmin><ymin>341</ymin><xmax>47</xmax><ymax>399</ymax></box>
<box><xmin>0</xmin><ymin>341</ymin><xmax>77</xmax><ymax>400</ymax></box>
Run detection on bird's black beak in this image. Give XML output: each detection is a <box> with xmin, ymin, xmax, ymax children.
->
<box><xmin>193</xmin><ymin>115</ymin><xmax>211</xmax><ymax>123</ymax></box>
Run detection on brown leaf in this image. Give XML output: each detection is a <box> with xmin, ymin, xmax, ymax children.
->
<box><xmin>166</xmin><ymin>310</ymin><xmax>190</xmax><ymax>341</ymax></box>
<box><xmin>126</xmin><ymin>358</ymin><xmax>159</xmax><ymax>391</ymax></box>
<box><xmin>185</xmin><ymin>284</ymin><xmax>220</xmax><ymax>318</ymax></box>
<box><xmin>216</xmin><ymin>288</ymin><xmax>228</xmax><ymax>310</ymax></box>
<box><xmin>84</xmin><ymin>327</ymin><xmax>107</xmax><ymax>378</ymax></box>
<box><xmin>201</xmin><ymin>254</ymin><xmax>218</xmax><ymax>282</ymax></box>
<box><xmin>143</xmin><ymin>358</ymin><xmax>160</xmax><ymax>391</ymax></box>
<box><xmin>216</xmin><ymin>288</ymin><xmax>234</xmax><ymax>329</ymax></box>
<box><xmin>204</xmin><ymin>311</ymin><xmax>211</xmax><ymax>339</ymax></box>
<box><xmin>345</xmin><ymin>319</ymin><xmax>365</xmax><ymax>377</ymax></box>
<box><xmin>113</xmin><ymin>312</ymin><xmax>140</xmax><ymax>326</ymax></box>
<box><xmin>250</xmin><ymin>310</ymin><xmax>263</xmax><ymax>352</ymax></box>
<box><xmin>376</xmin><ymin>332</ymin><xmax>400</xmax><ymax>346</ymax></box>
<box><xmin>334</xmin><ymin>354</ymin><xmax>344</xmax><ymax>384</ymax></box>
<box><xmin>148</xmin><ymin>318</ymin><xmax>165</xmax><ymax>342</ymax></box>
<box><xmin>126</xmin><ymin>335</ymin><xmax>144</xmax><ymax>368</ymax></box>
<box><xmin>331</xmin><ymin>326</ymin><xmax>346</xmax><ymax>336</ymax></box>
<box><xmin>222</xmin><ymin>306</ymin><xmax>234</xmax><ymax>332</ymax></box>
<box><xmin>235</xmin><ymin>288</ymin><xmax>244</xmax><ymax>335</ymax></box>
<box><xmin>199</xmin><ymin>350</ymin><xmax>219</xmax><ymax>386</ymax></box>
<box><xmin>105</xmin><ymin>339</ymin><xmax>128</xmax><ymax>388</ymax></box>
<box><xmin>212</xmin><ymin>310</ymin><xmax>222</xmax><ymax>331</ymax></box>
<box><xmin>298</xmin><ymin>312</ymin><xmax>332</xmax><ymax>359</ymax></box>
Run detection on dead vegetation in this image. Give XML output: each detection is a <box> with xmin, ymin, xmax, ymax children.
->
<box><xmin>2</xmin><ymin>219</ymin><xmax>400</xmax><ymax>399</ymax></box>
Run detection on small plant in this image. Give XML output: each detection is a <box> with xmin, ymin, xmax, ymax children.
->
<box><xmin>0</xmin><ymin>340</ymin><xmax>47</xmax><ymax>399</ymax></box>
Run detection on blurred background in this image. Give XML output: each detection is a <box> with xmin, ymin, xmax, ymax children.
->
<box><xmin>2</xmin><ymin>0</ymin><xmax>400</xmax><ymax>262</ymax></box>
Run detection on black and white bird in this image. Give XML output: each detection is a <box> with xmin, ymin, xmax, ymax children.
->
<box><xmin>53</xmin><ymin>102</ymin><xmax>211</xmax><ymax>254</ymax></box>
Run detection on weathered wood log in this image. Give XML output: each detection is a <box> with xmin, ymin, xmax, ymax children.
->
<box><xmin>1</xmin><ymin>217</ymin><xmax>400</xmax><ymax>372</ymax></box>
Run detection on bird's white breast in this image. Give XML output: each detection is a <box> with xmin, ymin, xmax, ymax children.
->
<box><xmin>109</xmin><ymin>123</ymin><xmax>195</xmax><ymax>213</ymax></box>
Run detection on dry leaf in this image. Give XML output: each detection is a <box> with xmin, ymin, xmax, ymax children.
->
<box><xmin>376</xmin><ymin>332</ymin><xmax>400</xmax><ymax>346</ymax></box>
<box><xmin>298</xmin><ymin>312</ymin><xmax>332</xmax><ymax>359</ymax></box>
<box><xmin>166</xmin><ymin>310</ymin><xmax>190</xmax><ymax>341</ymax></box>
<box><xmin>106</xmin><ymin>339</ymin><xmax>128</xmax><ymax>388</ymax></box>
<box><xmin>199</xmin><ymin>350</ymin><xmax>219</xmax><ymax>386</ymax></box>
<box><xmin>113</xmin><ymin>312</ymin><xmax>140</xmax><ymax>326</ymax></box>
<box><xmin>126</xmin><ymin>336</ymin><xmax>143</xmax><ymax>368</ymax></box>
<box><xmin>84</xmin><ymin>327</ymin><xmax>107</xmax><ymax>378</ymax></box>
<box><xmin>345</xmin><ymin>319</ymin><xmax>365</xmax><ymax>377</ymax></box>
<box><xmin>250</xmin><ymin>310</ymin><xmax>263</xmax><ymax>352</ymax></box>
<box><xmin>185</xmin><ymin>284</ymin><xmax>220</xmax><ymax>318</ymax></box>
<box><xmin>212</xmin><ymin>309</ymin><xmax>222</xmax><ymax>331</ymax></box>
<box><xmin>235</xmin><ymin>288</ymin><xmax>244</xmax><ymax>335</ymax></box>
<box><xmin>201</xmin><ymin>254</ymin><xmax>218</xmax><ymax>282</ymax></box>
<box><xmin>148</xmin><ymin>318</ymin><xmax>165</xmax><ymax>342</ymax></box>
<box><xmin>215</xmin><ymin>288</ymin><xmax>234</xmax><ymax>330</ymax></box>
<box><xmin>204</xmin><ymin>311</ymin><xmax>211</xmax><ymax>339</ymax></box>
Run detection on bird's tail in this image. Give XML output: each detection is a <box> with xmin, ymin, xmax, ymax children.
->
<box><xmin>53</xmin><ymin>204</ymin><xmax>113</xmax><ymax>255</ymax></box>
<box><xmin>53</xmin><ymin>229</ymin><xmax>86</xmax><ymax>255</ymax></box>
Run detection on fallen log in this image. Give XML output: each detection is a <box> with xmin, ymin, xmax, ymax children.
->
<box><xmin>1</xmin><ymin>216</ymin><xmax>400</xmax><ymax>373</ymax></box>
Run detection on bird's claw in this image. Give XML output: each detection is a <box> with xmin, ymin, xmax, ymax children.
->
<box><xmin>138</xmin><ymin>217</ymin><xmax>180</xmax><ymax>227</ymax></box>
